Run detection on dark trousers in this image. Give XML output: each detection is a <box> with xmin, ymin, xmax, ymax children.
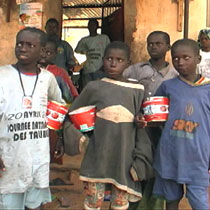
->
<box><xmin>128</xmin><ymin>179</ymin><xmax>164</xmax><ymax>210</ymax></box>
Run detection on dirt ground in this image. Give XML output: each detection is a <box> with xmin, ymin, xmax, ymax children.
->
<box><xmin>42</xmin><ymin>153</ymin><xmax>207</xmax><ymax>210</ymax></box>
<box><xmin>42</xmin><ymin>154</ymin><xmax>85</xmax><ymax>210</ymax></box>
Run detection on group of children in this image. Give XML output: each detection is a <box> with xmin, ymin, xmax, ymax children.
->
<box><xmin>0</xmin><ymin>25</ymin><xmax>210</xmax><ymax>210</ymax></box>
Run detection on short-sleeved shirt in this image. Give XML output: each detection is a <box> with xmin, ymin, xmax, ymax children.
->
<box><xmin>46</xmin><ymin>64</ymin><xmax>79</xmax><ymax>102</ymax></box>
<box><xmin>197</xmin><ymin>50</ymin><xmax>210</xmax><ymax>78</ymax></box>
<box><xmin>123</xmin><ymin>61</ymin><xmax>178</xmax><ymax>97</ymax></box>
<box><xmin>0</xmin><ymin>65</ymin><xmax>64</xmax><ymax>194</ymax></box>
<box><xmin>55</xmin><ymin>40</ymin><xmax>75</xmax><ymax>72</ymax></box>
<box><xmin>75</xmin><ymin>34</ymin><xmax>110</xmax><ymax>74</ymax></box>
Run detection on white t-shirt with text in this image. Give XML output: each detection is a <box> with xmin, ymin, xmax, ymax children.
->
<box><xmin>0</xmin><ymin>65</ymin><xmax>63</xmax><ymax>194</ymax></box>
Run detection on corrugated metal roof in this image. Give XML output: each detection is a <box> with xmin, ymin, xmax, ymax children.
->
<box><xmin>63</xmin><ymin>0</ymin><xmax>122</xmax><ymax>19</ymax></box>
<box><xmin>63</xmin><ymin>0</ymin><xmax>122</xmax><ymax>7</ymax></box>
<box><xmin>63</xmin><ymin>0</ymin><xmax>110</xmax><ymax>7</ymax></box>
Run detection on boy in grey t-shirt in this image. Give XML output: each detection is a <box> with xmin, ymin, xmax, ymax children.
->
<box><xmin>75</xmin><ymin>19</ymin><xmax>110</xmax><ymax>90</ymax></box>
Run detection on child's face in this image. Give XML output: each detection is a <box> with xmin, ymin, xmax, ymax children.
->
<box><xmin>147</xmin><ymin>34</ymin><xmax>170</xmax><ymax>59</ymax></box>
<box><xmin>199</xmin><ymin>33</ymin><xmax>210</xmax><ymax>51</ymax></box>
<box><xmin>39</xmin><ymin>42</ymin><xmax>57</xmax><ymax>67</ymax></box>
<box><xmin>171</xmin><ymin>45</ymin><xmax>201</xmax><ymax>78</ymax></box>
<box><xmin>103</xmin><ymin>48</ymin><xmax>129</xmax><ymax>80</ymax></box>
<box><xmin>15</xmin><ymin>31</ymin><xmax>42</xmax><ymax>65</ymax></box>
<box><xmin>45</xmin><ymin>22</ymin><xmax>59</xmax><ymax>35</ymax></box>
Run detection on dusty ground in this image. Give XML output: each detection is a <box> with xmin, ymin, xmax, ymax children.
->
<box><xmin>42</xmin><ymin>153</ymin><xmax>206</xmax><ymax>210</ymax></box>
<box><xmin>42</xmin><ymin>154</ymin><xmax>85</xmax><ymax>210</ymax></box>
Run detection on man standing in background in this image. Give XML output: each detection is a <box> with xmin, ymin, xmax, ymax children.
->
<box><xmin>75</xmin><ymin>19</ymin><xmax>110</xmax><ymax>90</ymax></box>
<box><xmin>45</xmin><ymin>18</ymin><xmax>76</xmax><ymax>75</ymax></box>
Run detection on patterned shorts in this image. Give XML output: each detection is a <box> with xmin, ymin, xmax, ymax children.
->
<box><xmin>83</xmin><ymin>182</ymin><xmax>129</xmax><ymax>210</ymax></box>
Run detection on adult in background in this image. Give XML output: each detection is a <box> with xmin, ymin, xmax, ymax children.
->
<box><xmin>75</xmin><ymin>19</ymin><xmax>110</xmax><ymax>91</ymax></box>
<box><xmin>197</xmin><ymin>29</ymin><xmax>210</xmax><ymax>78</ymax></box>
<box><xmin>45</xmin><ymin>18</ymin><xmax>76</xmax><ymax>75</ymax></box>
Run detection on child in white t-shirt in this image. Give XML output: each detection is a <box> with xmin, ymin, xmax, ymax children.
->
<box><xmin>0</xmin><ymin>27</ymin><xmax>64</xmax><ymax>210</ymax></box>
<box><xmin>197</xmin><ymin>29</ymin><xmax>210</xmax><ymax>77</ymax></box>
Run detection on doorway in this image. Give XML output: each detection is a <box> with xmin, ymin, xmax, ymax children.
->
<box><xmin>62</xmin><ymin>0</ymin><xmax>124</xmax><ymax>64</ymax></box>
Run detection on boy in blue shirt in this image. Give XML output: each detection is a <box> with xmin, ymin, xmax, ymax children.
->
<box><xmin>153</xmin><ymin>39</ymin><xmax>210</xmax><ymax>210</ymax></box>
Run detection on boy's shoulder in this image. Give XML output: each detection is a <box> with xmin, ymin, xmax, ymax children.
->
<box><xmin>40</xmin><ymin>68</ymin><xmax>58</xmax><ymax>81</ymax></box>
<box><xmin>127</xmin><ymin>61</ymin><xmax>150</xmax><ymax>70</ymax></box>
<box><xmin>123</xmin><ymin>61</ymin><xmax>150</xmax><ymax>76</ymax></box>
<box><xmin>0</xmin><ymin>65</ymin><xmax>16</xmax><ymax>77</ymax></box>
<box><xmin>98</xmin><ymin>34</ymin><xmax>110</xmax><ymax>40</ymax></box>
<box><xmin>78</xmin><ymin>35</ymin><xmax>91</xmax><ymax>42</ymax></box>
<box><xmin>47</xmin><ymin>65</ymin><xmax>67</xmax><ymax>77</ymax></box>
<box><xmin>83</xmin><ymin>79</ymin><xmax>101</xmax><ymax>91</ymax></box>
<box><xmin>40</xmin><ymin>67</ymin><xmax>54</xmax><ymax>75</ymax></box>
<box><xmin>0</xmin><ymin>64</ymin><xmax>13</xmax><ymax>71</ymax></box>
<box><xmin>101</xmin><ymin>77</ymin><xmax>144</xmax><ymax>90</ymax></box>
<box><xmin>85</xmin><ymin>78</ymin><xmax>144</xmax><ymax>91</ymax></box>
<box><xmin>161</xmin><ymin>77</ymin><xmax>179</xmax><ymax>86</ymax></box>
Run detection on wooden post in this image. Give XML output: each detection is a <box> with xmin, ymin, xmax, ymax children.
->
<box><xmin>6</xmin><ymin>0</ymin><xmax>12</xmax><ymax>22</ymax></box>
<box><xmin>184</xmin><ymin>0</ymin><xmax>189</xmax><ymax>38</ymax></box>
<box><xmin>177</xmin><ymin>0</ymin><xmax>184</xmax><ymax>32</ymax></box>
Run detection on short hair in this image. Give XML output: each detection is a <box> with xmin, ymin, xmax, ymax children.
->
<box><xmin>104</xmin><ymin>41</ymin><xmax>130</xmax><ymax>59</ymax></box>
<box><xmin>16</xmin><ymin>27</ymin><xmax>47</xmax><ymax>46</ymax></box>
<box><xmin>171</xmin><ymin>39</ymin><xmax>200</xmax><ymax>56</ymax></box>
<box><xmin>45</xmin><ymin>34</ymin><xmax>59</xmax><ymax>49</ymax></box>
<box><xmin>46</xmin><ymin>18</ymin><xmax>59</xmax><ymax>27</ymax></box>
<box><xmin>88</xmin><ymin>19</ymin><xmax>99</xmax><ymax>28</ymax></box>
<box><xmin>147</xmin><ymin>31</ymin><xmax>170</xmax><ymax>45</ymax></box>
